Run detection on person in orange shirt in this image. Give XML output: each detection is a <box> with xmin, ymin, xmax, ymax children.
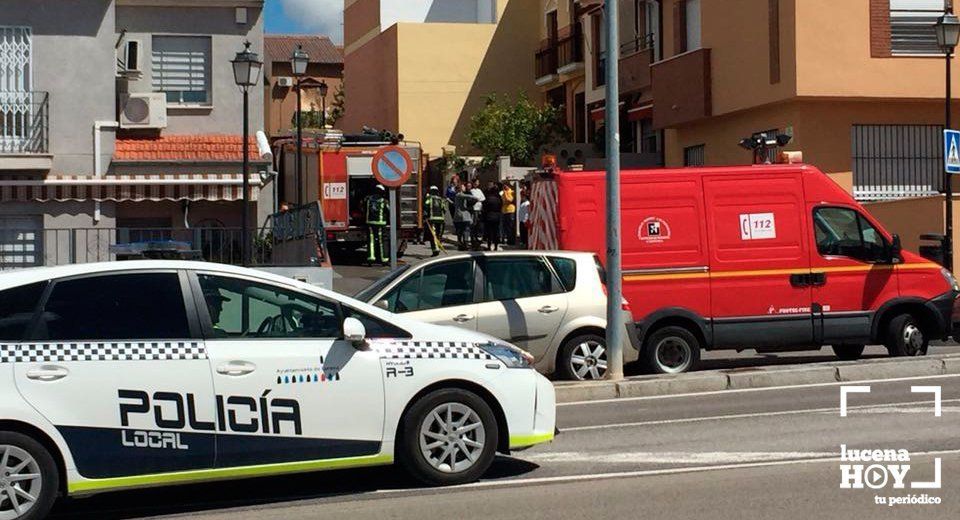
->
<box><xmin>500</xmin><ymin>183</ymin><xmax>516</xmax><ymax>246</ymax></box>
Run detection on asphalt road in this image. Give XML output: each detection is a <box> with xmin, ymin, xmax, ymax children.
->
<box><xmin>52</xmin><ymin>373</ymin><xmax>960</xmax><ymax>519</ymax></box>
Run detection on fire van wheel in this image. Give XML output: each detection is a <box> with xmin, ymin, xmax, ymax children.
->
<box><xmin>398</xmin><ymin>388</ymin><xmax>498</xmax><ymax>486</ymax></box>
<box><xmin>885</xmin><ymin>314</ymin><xmax>928</xmax><ymax>357</ymax></box>
<box><xmin>832</xmin><ymin>344</ymin><xmax>866</xmax><ymax>361</ymax></box>
<box><xmin>0</xmin><ymin>432</ymin><xmax>58</xmax><ymax>520</ymax></box>
<box><xmin>643</xmin><ymin>326</ymin><xmax>700</xmax><ymax>375</ymax></box>
<box><xmin>557</xmin><ymin>334</ymin><xmax>608</xmax><ymax>381</ymax></box>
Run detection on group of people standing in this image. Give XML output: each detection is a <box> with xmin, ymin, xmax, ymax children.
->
<box><xmin>441</xmin><ymin>173</ymin><xmax>529</xmax><ymax>252</ymax></box>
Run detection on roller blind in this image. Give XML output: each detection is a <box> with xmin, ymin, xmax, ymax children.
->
<box><xmin>890</xmin><ymin>0</ymin><xmax>946</xmax><ymax>55</ymax></box>
<box><xmin>151</xmin><ymin>36</ymin><xmax>211</xmax><ymax>104</ymax></box>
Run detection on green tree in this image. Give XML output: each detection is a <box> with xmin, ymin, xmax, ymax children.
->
<box><xmin>328</xmin><ymin>82</ymin><xmax>345</xmax><ymax>126</ymax></box>
<box><xmin>468</xmin><ymin>93</ymin><xmax>570</xmax><ymax>167</ymax></box>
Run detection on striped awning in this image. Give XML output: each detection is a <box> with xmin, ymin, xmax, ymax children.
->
<box><xmin>0</xmin><ymin>174</ymin><xmax>262</xmax><ymax>203</ymax></box>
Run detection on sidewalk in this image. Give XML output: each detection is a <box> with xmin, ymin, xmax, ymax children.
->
<box><xmin>554</xmin><ymin>354</ymin><xmax>960</xmax><ymax>404</ymax></box>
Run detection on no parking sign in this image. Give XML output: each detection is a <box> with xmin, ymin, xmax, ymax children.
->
<box><xmin>372</xmin><ymin>146</ymin><xmax>414</xmax><ymax>188</ymax></box>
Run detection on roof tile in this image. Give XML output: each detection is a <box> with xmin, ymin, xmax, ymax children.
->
<box><xmin>114</xmin><ymin>134</ymin><xmax>261</xmax><ymax>162</ymax></box>
<box><xmin>264</xmin><ymin>35</ymin><xmax>343</xmax><ymax>65</ymax></box>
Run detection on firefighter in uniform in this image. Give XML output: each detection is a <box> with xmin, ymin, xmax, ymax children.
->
<box><xmin>364</xmin><ymin>185</ymin><xmax>388</xmax><ymax>265</ymax></box>
<box><xmin>424</xmin><ymin>185</ymin><xmax>446</xmax><ymax>256</ymax></box>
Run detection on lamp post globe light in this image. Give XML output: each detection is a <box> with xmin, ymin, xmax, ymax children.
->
<box><xmin>937</xmin><ymin>11</ymin><xmax>960</xmax><ymax>271</ymax></box>
<box><xmin>291</xmin><ymin>44</ymin><xmax>309</xmax><ymax>208</ymax></box>
<box><xmin>319</xmin><ymin>80</ymin><xmax>329</xmax><ymax>129</ymax></box>
<box><xmin>231</xmin><ymin>41</ymin><xmax>262</xmax><ymax>267</ymax></box>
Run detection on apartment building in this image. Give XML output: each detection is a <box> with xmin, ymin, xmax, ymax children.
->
<box><xmin>536</xmin><ymin>0</ymin><xmax>663</xmax><ymax>168</ymax></box>
<box><xmin>0</xmin><ymin>0</ymin><xmax>268</xmax><ymax>268</ymax></box>
<box><xmin>263</xmin><ymin>34</ymin><xmax>343</xmax><ymax>139</ymax></box>
<box><xmin>341</xmin><ymin>0</ymin><xmax>539</xmax><ymax>156</ymax></box>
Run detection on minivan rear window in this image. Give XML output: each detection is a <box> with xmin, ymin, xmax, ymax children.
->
<box><xmin>0</xmin><ymin>281</ymin><xmax>47</xmax><ymax>341</ymax></box>
<box><xmin>548</xmin><ymin>257</ymin><xmax>577</xmax><ymax>292</ymax></box>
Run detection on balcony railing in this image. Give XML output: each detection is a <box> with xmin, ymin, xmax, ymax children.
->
<box><xmin>558</xmin><ymin>30</ymin><xmax>584</xmax><ymax>70</ymax></box>
<box><xmin>620</xmin><ymin>33</ymin><xmax>655</xmax><ymax>56</ymax></box>
<box><xmin>0</xmin><ymin>91</ymin><xmax>49</xmax><ymax>154</ymax></box>
<box><xmin>536</xmin><ymin>45</ymin><xmax>559</xmax><ymax>81</ymax></box>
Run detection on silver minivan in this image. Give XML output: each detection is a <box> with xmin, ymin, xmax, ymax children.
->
<box><xmin>356</xmin><ymin>251</ymin><xmax>639</xmax><ymax>380</ymax></box>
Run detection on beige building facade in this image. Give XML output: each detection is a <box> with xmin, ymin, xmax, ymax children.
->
<box><xmin>341</xmin><ymin>0</ymin><xmax>540</xmax><ymax>157</ymax></box>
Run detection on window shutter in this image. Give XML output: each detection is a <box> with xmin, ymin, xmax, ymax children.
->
<box><xmin>151</xmin><ymin>36</ymin><xmax>210</xmax><ymax>101</ymax></box>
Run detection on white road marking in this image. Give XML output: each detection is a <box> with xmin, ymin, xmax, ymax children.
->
<box><xmin>560</xmin><ymin>398</ymin><xmax>960</xmax><ymax>432</ymax></box>
<box><xmin>367</xmin><ymin>449</ymin><xmax>960</xmax><ymax>496</ymax></box>
<box><xmin>521</xmin><ymin>451</ymin><xmax>836</xmax><ymax>465</ymax></box>
<box><xmin>559</xmin><ymin>373</ymin><xmax>960</xmax><ymax>406</ymax></box>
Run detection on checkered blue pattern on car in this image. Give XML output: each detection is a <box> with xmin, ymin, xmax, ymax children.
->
<box><xmin>0</xmin><ymin>344</ymin><xmax>13</xmax><ymax>364</ymax></box>
<box><xmin>373</xmin><ymin>341</ymin><xmax>495</xmax><ymax>361</ymax></box>
<box><xmin>6</xmin><ymin>341</ymin><xmax>206</xmax><ymax>363</ymax></box>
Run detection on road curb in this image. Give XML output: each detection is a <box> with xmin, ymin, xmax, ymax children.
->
<box><xmin>554</xmin><ymin>354</ymin><xmax>960</xmax><ymax>404</ymax></box>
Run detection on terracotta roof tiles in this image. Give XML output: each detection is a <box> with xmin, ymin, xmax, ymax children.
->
<box><xmin>114</xmin><ymin>135</ymin><xmax>262</xmax><ymax>162</ymax></box>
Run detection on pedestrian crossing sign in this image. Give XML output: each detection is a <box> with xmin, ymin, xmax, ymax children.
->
<box><xmin>945</xmin><ymin>129</ymin><xmax>960</xmax><ymax>174</ymax></box>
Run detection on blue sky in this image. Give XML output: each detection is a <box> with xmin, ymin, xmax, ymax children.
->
<box><xmin>265</xmin><ymin>0</ymin><xmax>345</xmax><ymax>43</ymax></box>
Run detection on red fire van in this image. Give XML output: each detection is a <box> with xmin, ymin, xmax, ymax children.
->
<box><xmin>529</xmin><ymin>164</ymin><xmax>959</xmax><ymax>374</ymax></box>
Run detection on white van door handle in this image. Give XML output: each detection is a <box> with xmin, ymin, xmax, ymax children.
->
<box><xmin>538</xmin><ymin>305</ymin><xmax>560</xmax><ymax>314</ymax></box>
<box><xmin>453</xmin><ymin>314</ymin><xmax>475</xmax><ymax>323</ymax></box>
<box><xmin>25</xmin><ymin>366</ymin><xmax>69</xmax><ymax>382</ymax></box>
<box><xmin>216</xmin><ymin>361</ymin><xmax>256</xmax><ymax>376</ymax></box>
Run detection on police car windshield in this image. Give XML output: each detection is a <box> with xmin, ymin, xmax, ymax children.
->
<box><xmin>355</xmin><ymin>265</ymin><xmax>412</xmax><ymax>300</ymax></box>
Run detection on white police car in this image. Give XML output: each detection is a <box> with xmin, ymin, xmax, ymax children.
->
<box><xmin>0</xmin><ymin>261</ymin><xmax>556</xmax><ymax>519</ymax></box>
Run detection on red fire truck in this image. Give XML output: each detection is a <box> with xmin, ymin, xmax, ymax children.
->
<box><xmin>280</xmin><ymin>133</ymin><xmax>423</xmax><ymax>256</ymax></box>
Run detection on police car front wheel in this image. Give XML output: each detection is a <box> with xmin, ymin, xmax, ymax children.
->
<box><xmin>0</xmin><ymin>432</ymin><xmax>58</xmax><ymax>520</ymax></box>
<box><xmin>399</xmin><ymin>388</ymin><xmax>498</xmax><ymax>486</ymax></box>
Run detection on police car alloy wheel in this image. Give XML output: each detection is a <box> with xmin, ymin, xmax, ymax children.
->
<box><xmin>0</xmin><ymin>433</ymin><xmax>58</xmax><ymax>520</ymax></box>
<box><xmin>400</xmin><ymin>388</ymin><xmax>498</xmax><ymax>486</ymax></box>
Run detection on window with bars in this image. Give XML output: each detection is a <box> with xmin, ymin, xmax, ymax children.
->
<box><xmin>151</xmin><ymin>36</ymin><xmax>211</xmax><ymax>105</ymax></box>
<box><xmin>890</xmin><ymin>0</ymin><xmax>946</xmax><ymax>55</ymax></box>
<box><xmin>683</xmin><ymin>144</ymin><xmax>705</xmax><ymax>166</ymax></box>
<box><xmin>852</xmin><ymin>124</ymin><xmax>943</xmax><ymax>201</ymax></box>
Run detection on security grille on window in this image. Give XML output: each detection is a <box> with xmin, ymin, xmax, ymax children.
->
<box><xmin>852</xmin><ymin>124</ymin><xmax>942</xmax><ymax>201</ymax></box>
<box><xmin>683</xmin><ymin>144</ymin><xmax>705</xmax><ymax>167</ymax></box>
<box><xmin>152</xmin><ymin>36</ymin><xmax>211</xmax><ymax>104</ymax></box>
<box><xmin>890</xmin><ymin>0</ymin><xmax>947</xmax><ymax>55</ymax></box>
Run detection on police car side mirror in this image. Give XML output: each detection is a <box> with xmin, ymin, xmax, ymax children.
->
<box><xmin>375</xmin><ymin>299</ymin><xmax>389</xmax><ymax>310</ymax></box>
<box><xmin>343</xmin><ymin>317</ymin><xmax>367</xmax><ymax>347</ymax></box>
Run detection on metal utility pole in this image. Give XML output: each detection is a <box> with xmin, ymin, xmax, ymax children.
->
<box><xmin>604</xmin><ymin>0</ymin><xmax>624</xmax><ymax>380</ymax></box>
<box><xmin>937</xmin><ymin>3</ymin><xmax>960</xmax><ymax>271</ymax></box>
<box><xmin>295</xmin><ymin>80</ymin><xmax>303</xmax><ymax>207</ymax></box>
<box><xmin>242</xmin><ymin>87</ymin><xmax>251</xmax><ymax>267</ymax></box>
<box><xmin>947</xmin><ymin>43</ymin><xmax>954</xmax><ymax>271</ymax></box>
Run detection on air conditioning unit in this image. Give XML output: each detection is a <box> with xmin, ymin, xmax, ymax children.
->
<box><xmin>276</xmin><ymin>76</ymin><xmax>294</xmax><ymax>88</ymax></box>
<box><xmin>120</xmin><ymin>93</ymin><xmax>168</xmax><ymax>129</ymax></box>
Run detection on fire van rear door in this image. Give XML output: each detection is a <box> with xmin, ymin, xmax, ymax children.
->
<box><xmin>320</xmin><ymin>151</ymin><xmax>349</xmax><ymax>231</ymax></box>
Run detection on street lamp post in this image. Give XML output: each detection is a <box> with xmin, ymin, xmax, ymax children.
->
<box><xmin>232</xmin><ymin>41</ymin><xmax>263</xmax><ymax>267</ymax></box>
<box><xmin>936</xmin><ymin>8</ymin><xmax>960</xmax><ymax>271</ymax></box>
<box><xmin>319</xmin><ymin>80</ymin><xmax>329</xmax><ymax>129</ymax></box>
<box><xmin>291</xmin><ymin>44</ymin><xmax>309</xmax><ymax>208</ymax></box>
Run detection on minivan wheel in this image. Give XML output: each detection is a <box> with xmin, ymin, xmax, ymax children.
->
<box><xmin>886</xmin><ymin>314</ymin><xmax>928</xmax><ymax>357</ymax></box>
<box><xmin>643</xmin><ymin>326</ymin><xmax>700</xmax><ymax>374</ymax></box>
<box><xmin>0</xmin><ymin>432</ymin><xmax>58</xmax><ymax>520</ymax></box>
<box><xmin>398</xmin><ymin>388</ymin><xmax>498</xmax><ymax>486</ymax></box>
<box><xmin>832</xmin><ymin>344</ymin><xmax>866</xmax><ymax>361</ymax></box>
<box><xmin>557</xmin><ymin>334</ymin><xmax>607</xmax><ymax>381</ymax></box>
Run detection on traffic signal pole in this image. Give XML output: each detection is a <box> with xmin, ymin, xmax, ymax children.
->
<box><xmin>605</xmin><ymin>0</ymin><xmax>625</xmax><ymax>381</ymax></box>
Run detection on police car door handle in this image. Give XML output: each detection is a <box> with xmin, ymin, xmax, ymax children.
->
<box><xmin>216</xmin><ymin>361</ymin><xmax>257</xmax><ymax>376</ymax></box>
<box><xmin>453</xmin><ymin>314</ymin><xmax>475</xmax><ymax>323</ymax></box>
<box><xmin>25</xmin><ymin>366</ymin><xmax>69</xmax><ymax>382</ymax></box>
<box><xmin>538</xmin><ymin>305</ymin><xmax>560</xmax><ymax>314</ymax></box>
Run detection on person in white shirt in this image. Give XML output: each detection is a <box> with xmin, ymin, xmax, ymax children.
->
<box><xmin>469</xmin><ymin>181</ymin><xmax>486</xmax><ymax>250</ymax></box>
<box><xmin>518</xmin><ymin>189</ymin><xmax>531</xmax><ymax>247</ymax></box>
